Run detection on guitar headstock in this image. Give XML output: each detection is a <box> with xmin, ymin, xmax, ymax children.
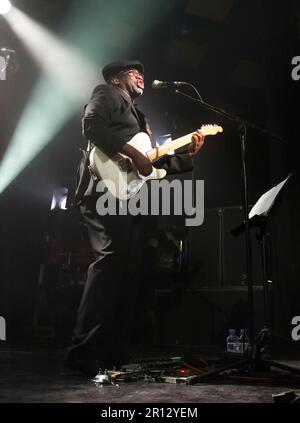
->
<box><xmin>200</xmin><ymin>124</ymin><xmax>223</xmax><ymax>136</ymax></box>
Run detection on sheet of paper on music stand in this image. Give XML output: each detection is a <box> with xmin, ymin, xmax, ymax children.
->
<box><xmin>249</xmin><ymin>174</ymin><xmax>291</xmax><ymax>219</ymax></box>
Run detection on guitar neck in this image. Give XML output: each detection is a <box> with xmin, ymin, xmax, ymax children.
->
<box><xmin>147</xmin><ymin>133</ymin><xmax>193</xmax><ymax>162</ymax></box>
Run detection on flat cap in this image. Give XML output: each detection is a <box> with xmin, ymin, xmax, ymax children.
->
<box><xmin>102</xmin><ymin>59</ymin><xmax>144</xmax><ymax>82</ymax></box>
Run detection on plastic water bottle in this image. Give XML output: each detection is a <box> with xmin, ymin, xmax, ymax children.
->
<box><xmin>238</xmin><ymin>329</ymin><xmax>250</xmax><ymax>353</ymax></box>
<box><xmin>226</xmin><ymin>329</ymin><xmax>240</xmax><ymax>353</ymax></box>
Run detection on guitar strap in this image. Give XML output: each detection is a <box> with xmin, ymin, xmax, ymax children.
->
<box><xmin>74</xmin><ymin>116</ymin><xmax>94</xmax><ymax>205</ymax></box>
<box><xmin>86</xmin><ymin>140</ymin><xmax>91</xmax><ymax>153</ymax></box>
<box><xmin>134</xmin><ymin>104</ymin><xmax>154</xmax><ymax>145</ymax></box>
<box><xmin>132</xmin><ymin>103</ymin><xmax>145</xmax><ymax>129</ymax></box>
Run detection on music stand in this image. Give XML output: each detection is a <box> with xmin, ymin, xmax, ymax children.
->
<box><xmin>186</xmin><ymin>173</ymin><xmax>300</xmax><ymax>384</ymax></box>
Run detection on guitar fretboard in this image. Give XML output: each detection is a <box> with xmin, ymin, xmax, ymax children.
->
<box><xmin>147</xmin><ymin>133</ymin><xmax>194</xmax><ymax>162</ymax></box>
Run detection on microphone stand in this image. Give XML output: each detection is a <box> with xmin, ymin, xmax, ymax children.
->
<box><xmin>176</xmin><ymin>87</ymin><xmax>281</xmax><ymax>343</ymax></box>
<box><xmin>169</xmin><ymin>88</ymin><xmax>300</xmax><ymax>384</ymax></box>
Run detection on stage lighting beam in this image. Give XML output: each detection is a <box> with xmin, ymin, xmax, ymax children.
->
<box><xmin>0</xmin><ymin>1</ymin><xmax>173</xmax><ymax>194</ymax></box>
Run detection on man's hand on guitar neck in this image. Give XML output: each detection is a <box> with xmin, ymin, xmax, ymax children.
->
<box><xmin>188</xmin><ymin>129</ymin><xmax>205</xmax><ymax>157</ymax></box>
<box><xmin>121</xmin><ymin>143</ymin><xmax>152</xmax><ymax>176</ymax></box>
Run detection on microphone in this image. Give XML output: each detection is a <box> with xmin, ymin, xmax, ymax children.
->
<box><xmin>151</xmin><ymin>79</ymin><xmax>187</xmax><ymax>89</ymax></box>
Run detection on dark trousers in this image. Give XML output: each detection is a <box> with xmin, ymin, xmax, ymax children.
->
<box><xmin>67</xmin><ymin>197</ymin><xmax>146</xmax><ymax>362</ymax></box>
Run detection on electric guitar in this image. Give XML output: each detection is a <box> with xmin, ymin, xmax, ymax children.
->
<box><xmin>89</xmin><ymin>124</ymin><xmax>223</xmax><ymax>200</ymax></box>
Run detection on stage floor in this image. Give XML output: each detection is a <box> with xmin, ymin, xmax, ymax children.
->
<box><xmin>0</xmin><ymin>347</ymin><xmax>299</xmax><ymax>403</ymax></box>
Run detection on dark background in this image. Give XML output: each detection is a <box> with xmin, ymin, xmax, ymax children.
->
<box><xmin>0</xmin><ymin>0</ymin><xmax>299</xmax><ymax>350</ymax></box>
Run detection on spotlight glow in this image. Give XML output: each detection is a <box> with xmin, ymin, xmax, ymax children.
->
<box><xmin>0</xmin><ymin>77</ymin><xmax>78</xmax><ymax>194</ymax></box>
<box><xmin>0</xmin><ymin>1</ymin><xmax>172</xmax><ymax>194</ymax></box>
<box><xmin>0</xmin><ymin>7</ymin><xmax>99</xmax><ymax>194</ymax></box>
<box><xmin>4</xmin><ymin>7</ymin><xmax>99</xmax><ymax>100</ymax></box>
<box><xmin>0</xmin><ymin>0</ymin><xmax>11</xmax><ymax>15</ymax></box>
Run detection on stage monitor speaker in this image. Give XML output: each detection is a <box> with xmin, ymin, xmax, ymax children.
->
<box><xmin>154</xmin><ymin>287</ymin><xmax>264</xmax><ymax>347</ymax></box>
<box><xmin>188</xmin><ymin>206</ymin><xmax>263</xmax><ymax>288</ymax></box>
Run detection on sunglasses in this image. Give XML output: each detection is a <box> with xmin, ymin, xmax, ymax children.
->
<box><xmin>121</xmin><ymin>69</ymin><xmax>144</xmax><ymax>79</ymax></box>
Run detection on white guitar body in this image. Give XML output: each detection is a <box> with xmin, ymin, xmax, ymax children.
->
<box><xmin>89</xmin><ymin>124</ymin><xmax>223</xmax><ymax>200</ymax></box>
<box><xmin>89</xmin><ymin>132</ymin><xmax>167</xmax><ymax>200</ymax></box>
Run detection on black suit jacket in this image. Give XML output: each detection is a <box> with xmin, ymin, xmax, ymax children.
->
<box><xmin>75</xmin><ymin>84</ymin><xmax>193</xmax><ymax>205</ymax></box>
